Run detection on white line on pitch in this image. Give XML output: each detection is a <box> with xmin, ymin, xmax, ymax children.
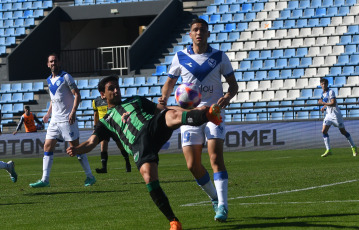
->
<box><xmin>181</xmin><ymin>179</ymin><xmax>359</xmax><ymax>207</ymax></box>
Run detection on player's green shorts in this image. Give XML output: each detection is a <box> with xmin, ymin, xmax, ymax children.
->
<box><xmin>132</xmin><ymin>109</ymin><xmax>173</xmax><ymax>169</ymax></box>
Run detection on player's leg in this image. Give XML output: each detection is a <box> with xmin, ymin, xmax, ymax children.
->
<box><xmin>140</xmin><ymin>162</ymin><xmax>182</xmax><ymax>230</ymax></box>
<box><xmin>207</xmin><ymin>138</ymin><xmax>228</xmax><ymax>222</ymax></box>
<box><xmin>339</xmin><ymin>127</ymin><xmax>357</xmax><ymax>156</ymax></box>
<box><xmin>69</xmin><ymin>138</ymin><xmax>96</xmax><ymax>186</ymax></box>
<box><xmin>96</xmin><ymin>140</ymin><xmax>108</xmax><ymax>173</ymax></box>
<box><xmin>321</xmin><ymin>124</ymin><xmax>332</xmax><ymax>157</ymax></box>
<box><xmin>115</xmin><ymin>141</ymin><xmax>131</xmax><ymax>172</ymax></box>
<box><xmin>29</xmin><ymin>138</ymin><xmax>57</xmax><ymax>187</ymax></box>
<box><xmin>0</xmin><ymin>160</ymin><xmax>17</xmax><ymax>182</ymax></box>
<box><xmin>183</xmin><ymin>144</ymin><xmax>218</xmax><ymax>205</ymax></box>
<box><xmin>164</xmin><ymin>104</ymin><xmax>222</xmax><ymax>129</ymax></box>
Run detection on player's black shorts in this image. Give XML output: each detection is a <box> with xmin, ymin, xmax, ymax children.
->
<box><xmin>132</xmin><ymin>109</ymin><xmax>174</xmax><ymax>169</ymax></box>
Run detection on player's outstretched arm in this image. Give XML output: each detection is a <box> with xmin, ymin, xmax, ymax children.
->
<box><xmin>67</xmin><ymin>135</ymin><xmax>100</xmax><ymax>157</ymax></box>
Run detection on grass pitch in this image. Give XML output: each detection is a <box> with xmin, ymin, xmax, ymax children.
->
<box><xmin>1</xmin><ymin>148</ymin><xmax>359</xmax><ymax>230</ymax></box>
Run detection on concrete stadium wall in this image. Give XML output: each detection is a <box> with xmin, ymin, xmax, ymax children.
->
<box><xmin>7</xmin><ymin>0</ymin><xmax>181</xmax><ymax>80</ymax></box>
<box><xmin>1</xmin><ymin>120</ymin><xmax>359</xmax><ymax>159</ymax></box>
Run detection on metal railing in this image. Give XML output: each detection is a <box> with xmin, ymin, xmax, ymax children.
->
<box><xmin>60</xmin><ymin>45</ymin><xmax>130</xmax><ymax>75</ymax></box>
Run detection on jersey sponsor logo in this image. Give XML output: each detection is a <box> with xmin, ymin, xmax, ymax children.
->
<box><xmin>133</xmin><ymin>151</ymin><xmax>139</xmax><ymax>162</ymax></box>
<box><xmin>69</xmin><ymin>132</ymin><xmax>74</xmax><ymax>137</ymax></box>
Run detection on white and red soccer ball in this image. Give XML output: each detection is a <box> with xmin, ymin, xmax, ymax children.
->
<box><xmin>175</xmin><ymin>83</ymin><xmax>202</xmax><ymax>109</ymax></box>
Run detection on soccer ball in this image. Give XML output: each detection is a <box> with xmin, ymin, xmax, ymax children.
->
<box><xmin>175</xmin><ymin>83</ymin><xmax>201</xmax><ymax>109</ymax></box>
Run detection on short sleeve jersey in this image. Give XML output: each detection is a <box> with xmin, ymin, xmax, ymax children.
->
<box><xmin>47</xmin><ymin>70</ymin><xmax>77</xmax><ymax>122</ymax></box>
<box><xmin>92</xmin><ymin>96</ymin><xmax>108</xmax><ymax>119</ymax></box>
<box><xmin>321</xmin><ymin>88</ymin><xmax>342</xmax><ymax>116</ymax></box>
<box><xmin>93</xmin><ymin>96</ymin><xmax>157</xmax><ymax>155</ymax></box>
<box><xmin>168</xmin><ymin>44</ymin><xmax>234</xmax><ymax>106</ymax></box>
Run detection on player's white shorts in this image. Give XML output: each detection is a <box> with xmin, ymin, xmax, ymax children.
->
<box><xmin>45</xmin><ymin>120</ymin><xmax>79</xmax><ymax>142</ymax></box>
<box><xmin>181</xmin><ymin>112</ymin><xmax>225</xmax><ymax>147</ymax></box>
<box><xmin>323</xmin><ymin>114</ymin><xmax>345</xmax><ymax>129</ymax></box>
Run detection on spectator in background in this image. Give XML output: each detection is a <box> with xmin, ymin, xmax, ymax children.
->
<box><xmin>93</xmin><ymin>95</ymin><xmax>131</xmax><ymax>173</ymax></box>
<box><xmin>13</xmin><ymin>105</ymin><xmax>44</xmax><ymax>135</ymax></box>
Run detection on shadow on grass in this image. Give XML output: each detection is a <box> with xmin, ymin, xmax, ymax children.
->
<box><xmin>0</xmin><ymin>202</ymin><xmax>36</xmax><ymax>206</ymax></box>
<box><xmin>24</xmin><ymin>190</ymin><xmax>128</xmax><ymax>196</ymax></box>
<box><xmin>184</xmin><ymin>214</ymin><xmax>359</xmax><ymax>229</ymax></box>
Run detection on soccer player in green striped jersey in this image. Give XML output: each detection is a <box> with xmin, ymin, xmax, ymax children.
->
<box><xmin>66</xmin><ymin>75</ymin><xmax>222</xmax><ymax>230</ymax></box>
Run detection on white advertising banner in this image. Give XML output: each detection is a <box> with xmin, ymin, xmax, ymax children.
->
<box><xmin>0</xmin><ymin>120</ymin><xmax>358</xmax><ymax>158</ymax></box>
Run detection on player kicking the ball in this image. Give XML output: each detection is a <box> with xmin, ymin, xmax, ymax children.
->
<box><xmin>319</xmin><ymin>78</ymin><xmax>357</xmax><ymax>157</ymax></box>
<box><xmin>66</xmin><ymin>75</ymin><xmax>222</xmax><ymax>230</ymax></box>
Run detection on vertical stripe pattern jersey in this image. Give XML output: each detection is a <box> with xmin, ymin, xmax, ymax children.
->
<box><xmin>99</xmin><ymin>96</ymin><xmax>156</xmax><ymax>155</ymax></box>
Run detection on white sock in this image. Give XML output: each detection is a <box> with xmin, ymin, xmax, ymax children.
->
<box><xmin>345</xmin><ymin>132</ymin><xmax>355</xmax><ymax>147</ymax></box>
<box><xmin>323</xmin><ymin>134</ymin><xmax>330</xmax><ymax>150</ymax></box>
<box><xmin>214</xmin><ymin>171</ymin><xmax>228</xmax><ymax>209</ymax></box>
<box><xmin>41</xmin><ymin>152</ymin><xmax>54</xmax><ymax>183</ymax></box>
<box><xmin>77</xmin><ymin>154</ymin><xmax>93</xmax><ymax>178</ymax></box>
<box><xmin>196</xmin><ymin>171</ymin><xmax>218</xmax><ymax>201</ymax></box>
<box><xmin>0</xmin><ymin>161</ymin><xmax>7</xmax><ymax>169</ymax></box>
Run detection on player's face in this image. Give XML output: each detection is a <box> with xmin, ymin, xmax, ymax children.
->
<box><xmin>189</xmin><ymin>23</ymin><xmax>209</xmax><ymax>46</ymax></box>
<box><xmin>25</xmin><ymin>109</ymin><xmax>30</xmax><ymax>115</ymax></box>
<box><xmin>320</xmin><ymin>82</ymin><xmax>328</xmax><ymax>91</ymax></box>
<box><xmin>47</xmin><ymin>55</ymin><xmax>60</xmax><ymax>74</ymax></box>
<box><xmin>102</xmin><ymin>80</ymin><xmax>122</xmax><ymax>106</ymax></box>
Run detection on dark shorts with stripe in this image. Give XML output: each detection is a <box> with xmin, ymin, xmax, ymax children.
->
<box><xmin>132</xmin><ymin>109</ymin><xmax>174</xmax><ymax>170</ymax></box>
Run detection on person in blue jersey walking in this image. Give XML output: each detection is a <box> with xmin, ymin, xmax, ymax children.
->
<box><xmin>319</xmin><ymin>78</ymin><xmax>357</xmax><ymax>157</ymax></box>
<box><xmin>29</xmin><ymin>53</ymin><xmax>96</xmax><ymax>188</ymax></box>
<box><xmin>159</xmin><ymin>18</ymin><xmax>238</xmax><ymax>222</ymax></box>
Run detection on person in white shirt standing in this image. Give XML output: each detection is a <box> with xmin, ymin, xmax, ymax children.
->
<box><xmin>159</xmin><ymin>18</ymin><xmax>238</xmax><ymax>222</ymax></box>
<box><xmin>319</xmin><ymin>78</ymin><xmax>357</xmax><ymax>157</ymax></box>
<box><xmin>29</xmin><ymin>53</ymin><xmax>96</xmax><ymax>187</ymax></box>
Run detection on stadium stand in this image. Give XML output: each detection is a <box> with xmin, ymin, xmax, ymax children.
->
<box><xmin>2</xmin><ymin>0</ymin><xmax>359</xmax><ymax>130</ymax></box>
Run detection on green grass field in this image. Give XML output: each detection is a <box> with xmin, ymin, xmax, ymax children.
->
<box><xmin>1</xmin><ymin>148</ymin><xmax>359</xmax><ymax>230</ymax></box>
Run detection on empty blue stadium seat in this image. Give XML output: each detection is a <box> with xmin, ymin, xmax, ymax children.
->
<box><xmin>152</xmin><ymin>66</ymin><xmax>167</xmax><ymax>76</ymax></box>
<box><xmin>33</xmin><ymin>82</ymin><xmax>44</xmax><ymax>91</ymax></box>
<box><xmin>138</xmin><ymin>86</ymin><xmax>149</xmax><ymax>96</ymax></box>
<box><xmin>146</xmin><ymin>76</ymin><xmax>158</xmax><ymax>86</ymax></box>
<box><xmin>124</xmin><ymin>87</ymin><xmax>137</xmax><ymax>97</ymax></box>
<box><xmin>77</xmin><ymin>79</ymin><xmax>89</xmax><ymax>89</ymax></box>
<box><xmin>12</xmin><ymin>93</ymin><xmax>23</xmax><ymax>102</ymax></box>
<box><xmin>133</xmin><ymin>76</ymin><xmax>146</xmax><ymax>86</ymax></box>
<box><xmin>209</xmin><ymin>14</ymin><xmax>221</xmax><ymax>24</ymax></box>
<box><xmin>221</xmin><ymin>23</ymin><xmax>236</xmax><ymax>32</ymax></box>
<box><xmin>23</xmin><ymin>92</ymin><xmax>34</xmax><ymax>101</ymax></box>
<box><xmin>170</xmin><ymin>45</ymin><xmax>183</xmax><ymax>55</ymax></box>
<box><xmin>88</xmin><ymin>79</ymin><xmax>99</xmax><ymax>89</ymax></box>
<box><xmin>123</xmin><ymin>77</ymin><xmax>135</xmax><ymax>87</ymax></box>
<box><xmin>298</xmin><ymin>89</ymin><xmax>313</xmax><ymax>99</ymax></box>
<box><xmin>271</xmin><ymin>112</ymin><xmax>283</xmax><ymax>120</ymax></box>
<box><xmin>148</xmin><ymin>86</ymin><xmax>161</xmax><ymax>96</ymax></box>
<box><xmin>343</xmin><ymin>66</ymin><xmax>354</xmax><ymax>75</ymax></box>
<box><xmin>241</xmin><ymin>3</ymin><xmax>252</xmax><ymax>12</ymax></box>
<box><xmin>252</xmin><ymin>60</ymin><xmax>262</xmax><ymax>70</ymax></box>
<box><xmin>80</xmin><ymin>90</ymin><xmax>90</xmax><ymax>99</ymax></box>
<box><xmin>91</xmin><ymin>89</ymin><xmax>100</xmax><ymax>98</ymax></box>
<box><xmin>220</xmin><ymin>43</ymin><xmax>231</xmax><ymax>51</ymax></box>
<box><xmin>13</xmin><ymin>103</ymin><xmax>24</xmax><ymax>112</ymax></box>
<box><xmin>288</xmin><ymin>1</ymin><xmax>299</xmax><ymax>9</ymax></box>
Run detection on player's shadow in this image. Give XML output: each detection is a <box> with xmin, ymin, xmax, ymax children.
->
<box><xmin>24</xmin><ymin>190</ymin><xmax>128</xmax><ymax>196</ymax></box>
<box><xmin>0</xmin><ymin>202</ymin><xmax>37</xmax><ymax>206</ymax></box>
<box><xmin>185</xmin><ymin>213</ymin><xmax>359</xmax><ymax>230</ymax></box>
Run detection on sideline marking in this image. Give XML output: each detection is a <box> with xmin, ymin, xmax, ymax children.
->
<box><xmin>181</xmin><ymin>179</ymin><xmax>358</xmax><ymax>207</ymax></box>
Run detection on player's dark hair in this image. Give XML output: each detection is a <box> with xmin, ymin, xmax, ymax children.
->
<box><xmin>98</xmin><ymin>75</ymin><xmax>119</xmax><ymax>93</ymax></box>
<box><xmin>320</xmin><ymin>78</ymin><xmax>328</xmax><ymax>85</ymax></box>
<box><xmin>24</xmin><ymin>105</ymin><xmax>30</xmax><ymax>111</ymax></box>
<box><xmin>190</xmin><ymin>18</ymin><xmax>208</xmax><ymax>29</ymax></box>
<box><xmin>47</xmin><ymin>53</ymin><xmax>59</xmax><ymax>61</ymax></box>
